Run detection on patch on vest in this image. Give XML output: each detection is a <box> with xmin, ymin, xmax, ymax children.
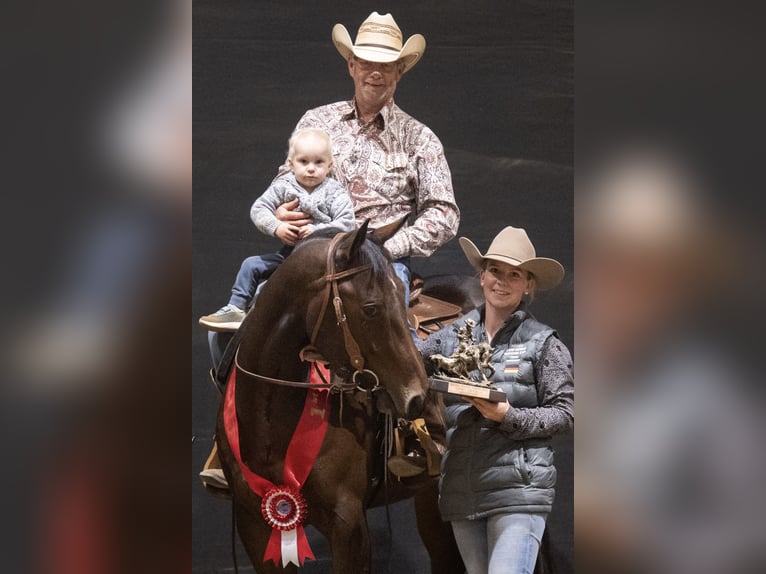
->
<box><xmin>503</xmin><ymin>344</ymin><xmax>528</xmax><ymax>374</ymax></box>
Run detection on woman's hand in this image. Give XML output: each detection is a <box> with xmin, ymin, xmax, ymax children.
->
<box><xmin>465</xmin><ymin>397</ymin><xmax>510</xmax><ymax>422</ymax></box>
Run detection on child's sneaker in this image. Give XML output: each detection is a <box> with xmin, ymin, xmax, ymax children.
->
<box><xmin>198</xmin><ymin>304</ymin><xmax>246</xmax><ymax>332</ymax></box>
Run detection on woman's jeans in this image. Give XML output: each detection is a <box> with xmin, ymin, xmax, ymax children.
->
<box><xmin>451</xmin><ymin>512</ymin><xmax>547</xmax><ymax>574</ymax></box>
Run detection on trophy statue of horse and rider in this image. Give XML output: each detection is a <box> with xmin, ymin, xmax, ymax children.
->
<box><xmin>428</xmin><ymin>319</ymin><xmax>506</xmax><ymax>402</ymax></box>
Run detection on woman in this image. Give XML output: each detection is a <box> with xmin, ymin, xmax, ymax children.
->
<box><xmin>419</xmin><ymin>226</ymin><xmax>574</xmax><ymax>574</ymax></box>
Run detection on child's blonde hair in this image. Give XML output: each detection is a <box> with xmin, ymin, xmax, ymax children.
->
<box><xmin>287</xmin><ymin>128</ymin><xmax>333</xmax><ymax>159</ymax></box>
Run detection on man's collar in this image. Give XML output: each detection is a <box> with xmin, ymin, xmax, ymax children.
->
<box><xmin>343</xmin><ymin>98</ymin><xmax>395</xmax><ymax>128</ymax></box>
<box><xmin>340</xmin><ymin>100</ymin><xmax>356</xmax><ymax>121</ymax></box>
<box><xmin>378</xmin><ymin>99</ymin><xmax>395</xmax><ymax>126</ymax></box>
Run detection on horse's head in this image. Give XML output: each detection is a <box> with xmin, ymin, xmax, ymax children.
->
<box><xmin>304</xmin><ymin>221</ymin><xmax>428</xmax><ymax>420</ymax></box>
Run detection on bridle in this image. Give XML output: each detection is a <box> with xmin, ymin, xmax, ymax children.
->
<box><xmin>234</xmin><ymin>233</ymin><xmax>382</xmax><ymax>394</ymax></box>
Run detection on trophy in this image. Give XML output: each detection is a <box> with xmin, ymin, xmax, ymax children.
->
<box><xmin>428</xmin><ymin>319</ymin><xmax>506</xmax><ymax>402</ymax></box>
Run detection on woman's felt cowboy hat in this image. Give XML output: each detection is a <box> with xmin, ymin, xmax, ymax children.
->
<box><xmin>459</xmin><ymin>226</ymin><xmax>565</xmax><ymax>290</ymax></box>
<box><xmin>332</xmin><ymin>12</ymin><xmax>426</xmax><ymax>74</ymax></box>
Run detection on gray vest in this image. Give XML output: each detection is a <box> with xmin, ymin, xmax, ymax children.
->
<box><xmin>437</xmin><ymin>306</ymin><xmax>557</xmax><ymax>520</ymax></box>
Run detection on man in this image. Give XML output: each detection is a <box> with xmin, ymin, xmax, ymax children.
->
<box><xmin>203</xmin><ymin>12</ymin><xmax>457</xmax><ymax>486</ymax></box>
<box><xmin>274</xmin><ymin>11</ymin><xmax>460</xmax><ymax>305</ymax></box>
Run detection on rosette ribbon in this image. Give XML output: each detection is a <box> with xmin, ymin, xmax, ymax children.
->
<box><xmin>223</xmin><ymin>363</ymin><xmax>330</xmax><ymax>567</ymax></box>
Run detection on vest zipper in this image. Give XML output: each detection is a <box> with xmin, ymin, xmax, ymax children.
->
<box><xmin>519</xmin><ymin>447</ymin><xmax>532</xmax><ymax>484</ymax></box>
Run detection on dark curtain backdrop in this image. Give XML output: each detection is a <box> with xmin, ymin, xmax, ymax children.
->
<box><xmin>193</xmin><ymin>1</ymin><xmax>572</xmax><ymax>572</ymax></box>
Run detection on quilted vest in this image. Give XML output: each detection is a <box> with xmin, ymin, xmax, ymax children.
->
<box><xmin>436</xmin><ymin>306</ymin><xmax>557</xmax><ymax>520</ymax></box>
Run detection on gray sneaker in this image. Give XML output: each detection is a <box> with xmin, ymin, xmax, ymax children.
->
<box><xmin>198</xmin><ymin>304</ymin><xmax>246</xmax><ymax>332</ymax></box>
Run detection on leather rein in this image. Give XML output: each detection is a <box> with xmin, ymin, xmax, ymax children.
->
<box><xmin>234</xmin><ymin>233</ymin><xmax>382</xmax><ymax>394</ymax></box>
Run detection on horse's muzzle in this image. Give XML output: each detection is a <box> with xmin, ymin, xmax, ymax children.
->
<box><xmin>375</xmin><ymin>388</ymin><xmax>424</xmax><ymax>420</ymax></box>
<box><xmin>405</xmin><ymin>393</ymin><xmax>425</xmax><ymax>420</ymax></box>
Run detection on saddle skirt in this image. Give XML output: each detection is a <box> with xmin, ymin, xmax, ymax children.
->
<box><xmin>407</xmin><ymin>294</ymin><xmax>462</xmax><ymax>340</ymax></box>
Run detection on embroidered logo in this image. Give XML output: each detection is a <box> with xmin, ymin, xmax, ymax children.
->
<box><xmin>503</xmin><ymin>344</ymin><xmax>527</xmax><ymax>375</ymax></box>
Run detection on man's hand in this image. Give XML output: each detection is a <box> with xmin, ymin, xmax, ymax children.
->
<box><xmin>276</xmin><ymin>198</ymin><xmax>312</xmax><ymax>227</ymax></box>
<box><xmin>465</xmin><ymin>396</ymin><xmax>510</xmax><ymax>422</ymax></box>
<box><xmin>275</xmin><ymin>223</ymin><xmax>301</xmax><ymax>246</ymax></box>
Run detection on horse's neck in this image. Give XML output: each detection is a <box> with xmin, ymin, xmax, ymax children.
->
<box><xmin>238</xmin><ymin>267</ymin><xmax>314</xmax><ymax>378</ymax></box>
<box><xmin>234</xmin><ymin>275</ymin><xmax>316</xmax><ymax>465</ymax></box>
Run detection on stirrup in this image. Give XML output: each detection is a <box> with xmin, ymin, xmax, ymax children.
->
<box><xmin>387</xmin><ymin>418</ymin><xmax>441</xmax><ymax>478</ymax></box>
<box><xmin>388</xmin><ymin>420</ymin><xmax>427</xmax><ymax>478</ymax></box>
<box><xmin>412</xmin><ymin>418</ymin><xmax>442</xmax><ymax>477</ymax></box>
<box><xmin>199</xmin><ymin>442</ymin><xmax>231</xmax><ymax>498</ymax></box>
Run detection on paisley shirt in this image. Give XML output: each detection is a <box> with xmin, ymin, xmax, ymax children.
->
<box><xmin>282</xmin><ymin>99</ymin><xmax>460</xmax><ymax>260</ymax></box>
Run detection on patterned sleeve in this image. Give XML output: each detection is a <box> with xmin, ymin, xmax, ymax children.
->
<box><xmin>498</xmin><ymin>335</ymin><xmax>574</xmax><ymax>439</ymax></box>
<box><xmin>295</xmin><ymin>108</ymin><xmax>323</xmax><ymax>130</ymax></box>
<box><xmin>250</xmin><ymin>178</ymin><xmax>288</xmax><ymax>237</ymax></box>
<box><xmin>383</xmin><ymin>128</ymin><xmax>460</xmax><ymax>259</ymax></box>
<box><xmin>416</xmin><ymin>332</ymin><xmax>445</xmax><ymax>371</ymax></box>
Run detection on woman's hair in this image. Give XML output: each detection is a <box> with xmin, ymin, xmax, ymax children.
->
<box><xmin>526</xmin><ymin>274</ymin><xmax>537</xmax><ymax>303</ymax></box>
<box><xmin>287</xmin><ymin>128</ymin><xmax>333</xmax><ymax>159</ymax></box>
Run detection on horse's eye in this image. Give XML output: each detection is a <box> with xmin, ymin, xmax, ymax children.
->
<box><xmin>362</xmin><ymin>304</ymin><xmax>379</xmax><ymax>318</ymax></box>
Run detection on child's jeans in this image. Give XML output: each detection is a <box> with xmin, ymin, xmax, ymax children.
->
<box><xmin>228</xmin><ymin>246</ymin><xmax>293</xmax><ymax>310</ymax></box>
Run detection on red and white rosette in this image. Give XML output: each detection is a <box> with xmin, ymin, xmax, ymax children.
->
<box><xmin>261</xmin><ymin>485</ymin><xmax>307</xmax><ymax>531</ymax></box>
<box><xmin>261</xmin><ymin>486</ymin><xmax>313</xmax><ymax>567</ymax></box>
<box><xmin>225</xmin><ymin>363</ymin><xmax>329</xmax><ymax>568</ymax></box>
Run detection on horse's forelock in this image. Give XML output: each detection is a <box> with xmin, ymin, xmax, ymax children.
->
<box><xmin>336</xmin><ymin>229</ymin><xmax>393</xmax><ymax>285</ymax></box>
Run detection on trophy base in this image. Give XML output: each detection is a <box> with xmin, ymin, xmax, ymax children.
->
<box><xmin>429</xmin><ymin>376</ymin><xmax>506</xmax><ymax>402</ymax></box>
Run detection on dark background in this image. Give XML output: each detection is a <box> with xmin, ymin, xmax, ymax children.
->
<box><xmin>193</xmin><ymin>1</ymin><xmax>572</xmax><ymax>572</ymax></box>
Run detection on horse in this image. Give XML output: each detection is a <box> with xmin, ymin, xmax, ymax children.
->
<box><xmin>214</xmin><ymin>221</ymin><xmax>465</xmax><ymax>574</ymax></box>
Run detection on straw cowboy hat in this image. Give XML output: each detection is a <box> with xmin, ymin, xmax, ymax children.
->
<box><xmin>459</xmin><ymin>226</ymin><xmax>565</xmax><ymax>290</ymax></box>
<box><xmin>332</xmin><ymin>12</ymin><xmax>426</xmax><ymax>74</ymax></box>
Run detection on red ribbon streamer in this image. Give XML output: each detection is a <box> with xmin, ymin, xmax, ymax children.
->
<box><xmin>223</xmin><ymin>362</ymin><xmax>331</xmax><ymax>566</ymax></box>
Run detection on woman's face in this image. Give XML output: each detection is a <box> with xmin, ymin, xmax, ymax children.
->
<box><xmin>481</xmin><ymin>260</ymin><xmax>533</xmax><ymax>314</ymax></box>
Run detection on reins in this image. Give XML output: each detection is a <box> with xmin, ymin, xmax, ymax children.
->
<box><xmin>233</xmin><ymin>232</ymin><xmax>382</xmax><ymax>394</ymax></box>
<box><xmin>233</xmin><ymin>351</ymin><xmax>356</xmax><ymax>392</ymax></box>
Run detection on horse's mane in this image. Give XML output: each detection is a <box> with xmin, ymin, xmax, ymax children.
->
<box><xmin>298</xmin><ymin>227</ymin><xmax>393</xmax><ymax>285</ymax></box>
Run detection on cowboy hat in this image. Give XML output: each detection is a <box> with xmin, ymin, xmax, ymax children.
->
<box><xmin>332</xmin><ymin>12</ymin><xmax>426</xmax><ymax>74</ymax></box>
<box><xmin>459</xmin><ymin>226</ymin><xmax>565</xmax><ymax>290</ymax></box>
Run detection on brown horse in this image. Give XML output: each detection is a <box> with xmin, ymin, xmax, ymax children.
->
<box><xmin>215</xmin><ymin>222</ymin><xmax>463</xmax><ymax>573</ymax></box>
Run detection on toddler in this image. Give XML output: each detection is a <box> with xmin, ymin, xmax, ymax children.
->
<box><xmin>199</xmin><ymin>128</ymin><xmax>355</xmax><ymax>331</ymax></box>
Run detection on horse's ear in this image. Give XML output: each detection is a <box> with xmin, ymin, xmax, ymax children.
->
<box><xmin>347</xmin><ymin>219</ymin><xmax>370</xmax><ymax>259</ymax></box>
<box><xmin>368</xmin><ymin>216</ymin><xmax>407</xmax><ymax>245</ymax></box>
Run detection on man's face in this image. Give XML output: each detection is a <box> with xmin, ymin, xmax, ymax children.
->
<box><xmin>348</xmin><ymin>56</ymin><xmax>403</xmax><ymax>112</ymax></box>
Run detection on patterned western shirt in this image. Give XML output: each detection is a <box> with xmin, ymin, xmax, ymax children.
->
<box><xmin>282</xmin><ymin>99</ymin><xmax>460</xmax><ymax>260</ymax></box>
